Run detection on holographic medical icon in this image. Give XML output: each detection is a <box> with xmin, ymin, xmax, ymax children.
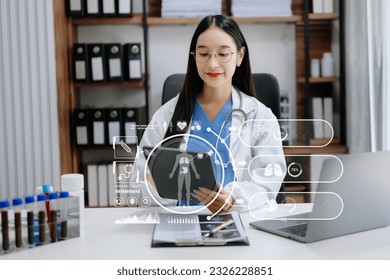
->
<box><xmin>264</xmin><ymin>162</ymin><xmax>284</xmax><ymax>177</ymax></box>
<box><xmin>113</xmin><ymin>136</ymin><xmax>138</xmax><ymax>159</ymax></box>
<box><xmin>263</xmin><ymin>199</ymin><xmax>278</xmax><ymax>213</ymax></box>
<box><xmin>191</xmin><ymin>121</ymin><xmax>202</xmax><ymax>131</ymax></box>
<box><xmin>114</xmin><ymin>161</ymin><xmax>139</xmax><ymax>183</ymax></box>
<box><xmin>141</xmin><ymin>197</ymin><xmax>151</xmax><ymax>207</ymax></box>
<box><xmin>128</xmin><ymin>197</ymin><xmax>137</xmax><ymax>207</ymax></box>
<box><xmin>283</xmin><ymin>197</ymin><xmax>297</xmax><ymax>213</ymax></box>
<box><xmin>176</xmin><ymin>121</ymin><xmax>187</xmax><ymax>131</ymax></box>
<box><xmin>273</xmin><ymin>127</ymin><xmax>289</xmax><ymax>141</ymax></box>
<box><xmin>118</xmin><ymin>164</ymin><xmax>133</xmax><ymax>181</ymax></box>
<box><xmin>115</xmin><ymin>197</ymin><xmax>123</xmax><ymax>207</ymax></box>
<box><xmin>119</xmin><ymin>140</ymin><xmax>132</xmax><ymax>154</ymax></box>
<box><xmin>287</xmin><ymin>162</ymin><xmax>303</xmax><ymax>178</ymax></box>
<box><xmin>250</xmin><ymin>124</ymin><xmax>269</xmax><ymax>142</ymax></box>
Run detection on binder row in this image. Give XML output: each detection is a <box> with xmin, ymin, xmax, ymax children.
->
<box><xmin>87</xmin><ymin>163</ymin><xmax>115</xmax><ymax>207</ymax></box>
<box><xmin>73</xmin><ymin>43</ymin><xmax>142</xmax><ymax>82</ymax></box>
<box><xmin>74</xmin><ymin>107</ymin><xmax>145</xmax><ymax>146</ymax></box>
<box><xmin>86</xmin><ymin>163</ymin><xmax>141</xmax><ymax>207</ymax></box>
<box><xmin>312</xmin><ymin>97</ymin><xmax>333</xmax><ymax>139</ymax></box>
<box><xmin>66</xmin><ymin>0</ymin><xmax>133</xmax><ymax>18</ymax></box>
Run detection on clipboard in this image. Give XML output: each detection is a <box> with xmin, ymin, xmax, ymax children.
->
<box><xmin>151</xmin><ymin>211</ymin><xmax>249</xmax><ymax>247</ymax></box>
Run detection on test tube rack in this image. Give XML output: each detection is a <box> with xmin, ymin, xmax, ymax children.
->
<box><xmin>0</xmin><ymin>196</ymin><xmax>80</xmax><ymax>255</ymax></box>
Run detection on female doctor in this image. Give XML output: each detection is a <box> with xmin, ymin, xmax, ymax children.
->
<box><xmin>138</xmin><ymin>15</ymin><xmax>286</xmax><ymax>214</ymax></box>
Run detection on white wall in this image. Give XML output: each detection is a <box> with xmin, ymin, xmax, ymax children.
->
<box><xmin>0</xmin><ymin>0</ymin><xmax>60</xmax><ymax>198</ymax></box>
<box><xmin>148</xmin><ymin>23</ymin><xmax>296</xmax><ymax>116</ymax></box>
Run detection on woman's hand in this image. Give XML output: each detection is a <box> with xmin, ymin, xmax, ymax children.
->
<box><xmin>146</xmin><ymin>172</ymin><xmax>157</xmax><ymax>188</ymax></box>
<box><xmin>191</xmin><ymin>184</ymin><xmax>235</xmax><ymax>214</ymax></box>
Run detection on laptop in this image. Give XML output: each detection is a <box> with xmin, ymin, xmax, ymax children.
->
<box><xmin>250</xmin><ymin>151</ymin><xmax>390</xmax><ymax>243</ymax></box>
<box><xmin>143</xmin><ymin>146</ymin><xmax>218</xmax><ymax>203</ymax></box>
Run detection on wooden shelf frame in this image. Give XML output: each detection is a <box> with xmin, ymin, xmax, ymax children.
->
<box><xmin>308</xmin><ymin>13</ymin><xmax>339</xmax><ymax>21</ymax></box>
<box><xmin>283</xmin><ymin>145</ymin><xmax>348</xmax><ymax>155</ymax></box>
<box><xmin>147</xmin><ymin>15</ymin><xmax>302</xmax><ymax>25</ymax></box>
<box><xmin>72</xmin><ymin>13</ymin><xmax>143</xmax><ymax>25</ymax></box>
<box><xmin>146</xmin><ymin>13</ymin><xmax>339</xmax><ymax>26</ymax></box>
<box><xmin>74</xmin><ymin>76</ymin><xmax>145</xmax><ymax>88</ymax></box>
<box><xmin>297</xmin><ymin>76</ymin><xmax>340</xmax><ymax>83</ymax></box>
<box><xmin>283</xmin><ymin>138</ymin><xmax>347</xmax><ymax>155</ymax></box>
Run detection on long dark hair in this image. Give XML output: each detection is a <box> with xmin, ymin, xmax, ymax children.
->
<box><xmin>164</xmin><ymin>15</ymin><xmax>254</xmax><ymax>140</ymax></box>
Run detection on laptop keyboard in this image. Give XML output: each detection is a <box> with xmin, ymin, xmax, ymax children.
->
<box><xmin>279</xmin><ymin>223</ymin><xmax>309</xmax><ymax>237</ymax></box>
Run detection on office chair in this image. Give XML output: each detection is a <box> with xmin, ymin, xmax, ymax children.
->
<box><xmin>162</xmin><ymin>73</ymin><xmax>280</xmax><ymax>119</ymax></box>
<box><xmin>162</xmin><ymin>73</ymin><xmax>285</xmax><ymax>202</ymax></box>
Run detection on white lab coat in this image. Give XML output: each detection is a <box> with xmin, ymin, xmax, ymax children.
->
<box><xmin>135</xmin><ymin>87</ymin><xmax>286</xmax><ymax>212</ymax></box>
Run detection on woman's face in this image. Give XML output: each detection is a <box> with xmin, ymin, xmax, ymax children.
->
<box><xmin>194</xmin><ymin>27</ymin><xmax>245</xmax><ymax>91</ymax></box>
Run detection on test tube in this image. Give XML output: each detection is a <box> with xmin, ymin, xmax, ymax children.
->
<box><xmin>37</xmin><ymin>194</ymin><xmax>47</xmax><ymax>244</ymax></box>
<box><xmin>48</xmin><ymin>193</ymin><xmax>58</xmax><ymax>243</ymax></box>
<box><xmin>0</xmin><ymin>200</ymin><xmax>10</xmax><ymax>252</ymax></box>
<box><xmin>12</xmin><ymin>198</ymin><xmax>23</xmax><ymax>248</ymax></box>
<box><xmin>59</xmin><ymin>191</ymin><xmax>69</xmax><ymax>239</ymax></box>
<box><xmin>24</xmin><ymin>196</ymin><xmax>35</xmax><ymax>246</ymax></box>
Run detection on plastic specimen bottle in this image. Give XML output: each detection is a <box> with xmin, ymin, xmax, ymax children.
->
<box><xmin>311</xmin><ymin>58</ymin><xmax>320</xmax><ymax>77</ymax></box>
<box><xmin>36</xmin><ymin>194</ymin><xmax>47</xmax><ymax>244</ymax></box>
<box><xmin>12</xmin><ymin>198</ymin><xmax>24</xmax><ymax>248</ymax></box>
<box><xmin>321</xmin><ymin>52</ymin><xmax>334</xmax><ymax>77</ymax></box>
<box><xmin>61</xmin><ymin>174</ymin><xmax>84</xmax><ymax>235</ymax></box>
<box><xmin>0</xmin><ymin>200</ymin><xmax>10</xmax><ymax>252</ymax></box>
<box><xmin>48</xmin><ymin>193</ymin><xmax>59</xmax><ymax>243</ymax></box>
<box><xmin>59</xmin><ymin>191</ymin><xmax>69</xmax><ymax>239</ymax></box>
<box><xmin>24</xmin><ymin>196</ymin><xmax>36</xmax><ymax>246</ymax></box>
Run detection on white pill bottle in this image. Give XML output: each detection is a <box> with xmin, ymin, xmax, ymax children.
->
<box><xmin>61</xmin><ymin>174</ymin><xmax>85</xmax><ymax>235</ymax></box>
<box><xmin>321</xmin><ymin>52</ymin><xmax>334</xmax><ymax>77</ymax></box>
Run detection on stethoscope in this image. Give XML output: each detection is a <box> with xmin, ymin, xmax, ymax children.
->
<box><xmin>118</xmin><ymin>164</ymin><xmax>133</xmax><ymax>181</ymax></box>
<box><xmin>207</xmin><ymin>89</ymin><xmax>247</xmax><ymax>169</ymax></box>
<box><xmin>220</xmin><ymin>87</ymin><xmax>248</xmax><ymax>131</ymax></box>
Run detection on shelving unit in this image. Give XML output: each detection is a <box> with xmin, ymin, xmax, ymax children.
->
<box><xmin>291</xmin><ymin>0</ymin><xmax>346</xmax><ymax>202</ymax></box>
<box><xmin>53</xmin><ymin>1</ymin><xmax>149</xmax><ymax>178</ymax></box>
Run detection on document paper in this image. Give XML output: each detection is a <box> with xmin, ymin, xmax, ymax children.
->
<box><xmin>152</xmin><ymin>211</ymin><xmax>248</xmax><ymax>246</ymax></box>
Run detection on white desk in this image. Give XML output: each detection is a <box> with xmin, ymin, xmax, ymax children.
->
<box><xmin>1</xmin><ymin>205</ymin><xmax>390</xmax><ymax>260</ymax></box>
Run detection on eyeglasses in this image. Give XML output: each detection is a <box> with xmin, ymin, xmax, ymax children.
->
<box><xmin>190</xmin><ymin>48</ymin><xmax>235</xmax><ymax>63</ymax></box>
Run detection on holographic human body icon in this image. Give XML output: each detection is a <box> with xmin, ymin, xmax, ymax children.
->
<box><xmin>168</xmin><ymin>146</ymin><xmax>200</xmax><ymax>206</ymax></box>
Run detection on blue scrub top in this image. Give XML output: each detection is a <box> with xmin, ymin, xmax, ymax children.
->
<box><xmin>186</xmin><ymin>98</ymin><xmax>235</xmax><ymax>187</ymax></box>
